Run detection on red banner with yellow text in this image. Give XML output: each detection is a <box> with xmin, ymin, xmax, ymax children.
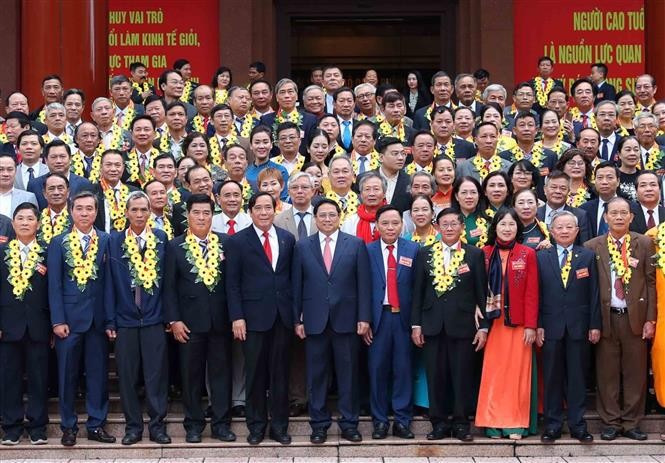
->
<box><xmin>513</xmin><ymin>0</ymin><xmax>645</xmax><ymax>93</ymax></box>
<box><xmin>108</xmin><ymin>0</ymin><xmax>219</xmax><ymax>88</ymax></box>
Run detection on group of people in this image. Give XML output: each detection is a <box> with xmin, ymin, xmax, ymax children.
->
<box><xmin>0</xmin><ymin>56</ymin><xmax>664</xmax><ymax>449</ymax></box>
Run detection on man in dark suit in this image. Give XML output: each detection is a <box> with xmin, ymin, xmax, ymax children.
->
<box><xmin>630</xmin><ymin>171</ymin><xmax>665</xmax><ymax>234</ymax></box>
<box><xmin>592</xmin><ymin>63</ymin><xmax>617</xmax><ymax>104</ymax></box>
<box><xmin>47</xmin><ymin>191</ymin><xmax>114</xmax><ymax>446</ymax></box>
<box><xmin>92</xmin><ymin>150</ymin><xmax>138</xmax><ymax>233</ymax></box>
<box><xmin>595</xmin><ymin>101</ymin><xmax>622</xmax><ymax>162</ymax></box>
<box><xmin>454</xmin><ymin>73</ymin><xmax>484</xmax><ymax>116</ymax></box>
<box><xmin>430</xmin><ymin>106</ymin><xmax>476</xmax><ymax>160</ymax></box>
<box><xmin>226</xmin><ymin>192</ymin><xmax>296</xmax><ymax>446</ymax></box>
<box><xmin>28</xmin><ymin>140</ymin><xmax>93</xmax><ymax>210</ymax></box>
<box><xmin>164</xmin><ymin>194</ymin><xmax>235</xmax><ymax>444</ymax></box>
<box><xmin>0</xmin><ymin>203</ymin><xmax>50</xmax><ymax>445</ymax></box>
<box><xmin>537</xmin><ymin>171</ymin><xmax>591</xmax><ymax>244</ymax></box>
<box><xmin>366</xmin><ymin>205</ymin><xmax>420</xmax><ymax>439</ymax></box>
<box><xmin>378</xmin><ymin>92</ymin><xmax>416</xmax><ymax>146</ymax></box>
<box><xmin>259</xmin><ymin>78</ymin><xmax>317</xmax><ymax>156</ymax></box>
<box><xmin>0</xmin><ymin>213</ymin><xmax>13</xmax><ymax>241</ymax></box>
<box><xmin>584</xmin><ymin>197</ymin><xmax>656</xmax><ymax>441</ymax></box>
<box><xmin>536</xmin><ymin>210</ymin><xmax>601</xmax><ymax>443</ymax></box>
<box><xmin>292</xmin><ymin>198</ymin><xmax>371</xmax><ymax>444</ymax></box>
<box><xmin>1</xmin><ymin>111</ymin><xmax>32</xmax><ymax>159</ymax></box>
<box><xmin>529</xmin><ymin>56</ymin><xmax>565</xmax><ymax>113</ymax></box>
<box><xmin>411</xmin><ymin>207</ymin><xmax>488</xmax><ymax>442</ymax></box>
<box><xmin>333</xmin><ymin>87</ymin><xmax>356</xmax><ymax>152</ymax></box>
<box><xmin>413</xmin><ymin>71</ymin><xmax>455</xmax><ymax>132</ymax></box>
<box><xmin>106</xmin><ymin>191</ymin><xmax>170</xmax><ymax>445</ymax></box>
<box><xmin>580</xmin><ymin>162</ymin><xmax>621</xmax><ymax>239</ymax></box>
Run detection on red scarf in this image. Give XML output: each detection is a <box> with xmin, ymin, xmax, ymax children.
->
<box><xmin>355</xmin><ymin>203</ymin><xmax>383</xmax><ymax>243</ymax></box>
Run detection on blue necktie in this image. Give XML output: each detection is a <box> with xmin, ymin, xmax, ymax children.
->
<box><xmin>359</xmin><ymin>156</ymin><xmax>367</xmax><ymax>174</ymax></box>
<box><xmin>598</xmin><ymin>202</ymin><xmax>609</xmax><ymax>235</ymax></box>
<box><xmin>342</xmin><ymin>120</ymin><xmax>352</xmax><ymax>148</ymax></box>
<box><xmin>82</xmin><ymin>235</ymin><xmax>91</xmax><ymax>255</ymax></box>
<box><xmin>560</xmin><ymin>248</ymin><xmax>568</xmax><ymax>269</ymax></box>
<box><xmin>601</xmin><ymin>139</ymin><xmax>609</xmax><ymax>161</ymax></box>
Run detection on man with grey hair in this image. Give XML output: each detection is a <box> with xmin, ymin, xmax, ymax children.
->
<box><xmin>91</xmin><ymin>97</ymin><xmax>131</xmax><ymax>150</ymax></box>
<box><xmin>302</xmin><ymin>85</ymin><xmax>325</xmax><ymax>119</ymax></box>
<box><xmin>634</xmin><ymin>112</ymin><xmax>664</xmax><ymax>170</ymax></box>
<box><xmin>355</xmin><ymin>83</ymin><xmax>378</xmax><ymax>119</ymax></box>
<box><xmin>402</xmin><ymin>171</ymin><xmax>437</xmax><ymax>235</ymax></box>
<box><xmin>43</xmin><ymin>103</ymin><xmax>69</xmax><ymax>144</ymax></box>
<box><xmin>109</xmin><ymin>75</ymin><xmax>144</xmax><ymax>129</ymax></box>
<box><xmin>341</xmin><ymin>171</ymin><xmax>386</xmax><ymax>241</ymax></box>
<box><xmin>595</xmin><ymin>100</ymin><xmax>621</xmax><ymax>161</ymax></box>
<box><xmin>454</xmin><ymin>73</ymin><xmax>484</xmax><ymax>114</ymax></box>
<box><xmin>635</xmin><ymin>74</ymin><xmax>657</xmax><ymax>112</ymax></box>
<box><xmin>482</xmin><ymin>84</ymin><xmax>507</xmax><ymax>109</ymax></box>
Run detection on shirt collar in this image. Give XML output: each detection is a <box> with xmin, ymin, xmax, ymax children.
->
<box><xmin>253</xmin><ymin>224</ymin><xmax>275</xmax><ymax>239</ymax></box>
<box><xmin>320</xmin><ymin>230</ymin><xmax>339</xmax><ymax>243</ymax></box>
<box><xmin>381</xmin><ymin>239</ymin><xmax>398</xmax><ymax>251</ymax></box>
<box><xmin>557</xmin><ymin>243</ymin><xmax>573</xmax><ymax>255</ymax></box>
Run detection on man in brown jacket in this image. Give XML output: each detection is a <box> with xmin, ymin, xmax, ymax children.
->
<box><xmin>584</xmin><ymin>196</ymin><xmax>656</xmax><ymax>441</ymax></box>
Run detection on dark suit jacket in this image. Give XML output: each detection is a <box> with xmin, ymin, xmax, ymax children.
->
<box><xmin>411</xmin><ymin>243</ymin><xmax>488</xmax><ymax>337</ymax></box>
<box><xmin>0</xmin><ymin>242</ymin><xmax>51</xmax><ymax>342</ymax></box>
<box><xmin>292</xmin><ymin>231</ymin><xmax>371</xmax><ymax>335</ymax></box>
<box><xmin>225</xmin><ymin>225</ymin><xmax>295</xmax><ymax>331</ymax></box>
<box><xmin>260</xmin><ymin>110</ymin><xmax>318</xmax><ymax>157</ymax></box>
<box><xmin>28</xmin><ymin>172</ymin><xmax>93</xmax><ymax>210</ymax></box>
<box><xmin>47</xmin><ymin>229</ymin><xmax>112</xmax><ymax>333</ymax></box>
<box><xmin>92</xmin><ymin>183</ymin><xmax>139</xmax><ymax>233</ymax></box>
<box><xmin>355</xmin><ymin>168</ymin><xmax>411</xmax><ymax>213</ymax></box>
<box><xmin>537</xmin><ymin>204</ymin><xmax>592</xmax><ymax>244</ymax></box>
<box><xmin>595</xmin><ymin>82</ymin><xmax>617</xmax><ymax>104</ymax></box>
<box><xmin>584</xmin><ymin>232</ymin><xmax>656</xmax><ymax>337</ymax></box>
<box><xmin>131</xmin><ymin>83</ymin><xmax>156</xmax><ymax>105</ymax></box>
<box><xmin>629</xmin><ymin>201</ymin><xmax>665</xmax><ymax>234</ymax></box>
<box><xmin>367</xmin><ymin>238</ymin><xmax>419</xmax><ymax>333</ymax></box>
<box><xmin>0</xmin><ymin>215</ymin><xmax>13</xmax><ymax>241</ymax></box>
<box><xmin>449</xmin><ymin>138</ymin><xmax>477</xmax><ymax>160</ymax></box>
<box><xmin>163</xmin><ymin>232</ymin><xmax>230</xmax><ymax>333</ymax></box>
<box><xmin>537</xmin><ymin>245</ymin><xmax>601</xmax><ymax>340</ymax></box>
<box><xmin>106</xmin><ymin>229</ymin><xmax>168</xmax><ymax>329</ymax></box>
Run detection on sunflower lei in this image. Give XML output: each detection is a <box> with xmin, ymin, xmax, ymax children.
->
<box><xmin>38</xmin><ymin>208</ymin><xmax>70</xmax><ymax>244</ymax></box>
<box><xmin>568</xmin><ymin>107</ymin><xmax>598</xmax><ymax>130</ymax></box>
<box><xmin>351</xmin><ymin>151</ymin><xmax>380</xmax><ymax>174</ymax></box>
<box><xmin>182</xmin><ymin>232</ymin><xmax>223</xmax><ymax>291</ymax></box>
<box><xmin>132</xmin><ymin>81</ymin><xmax>151</xmax><ymax>95</ymax></box>
<box><xmin>70</xmin><ymin>148</ymin><xmax>103</xmax><ymax>183</ymax></box>
<box><xmin>241</xmin><ymin>181</ymin><xmax>253</xmax><ymax>209</ymax></box>
<box><xmin>560</xmin><ymin>249</ymin><xmax>573</xmax><ymax>287</ymax></box>
<box><xmin>472</xmin><ymin>154</ymin><xmax>502</xmax><ymax>181</ymax></box>
<box><xmin>534</xmin><ymin>77</ymin><xmax>554</xmax><ymax>107</ymax></box>
<box><xmin>214</xmin><ymin>88</ymin><xmax>228</xmax><ymax>105</ymax></box>
<box><xmin>461</xmin><ymin>216</ymin><xmax>488</xmax><ymax>248</ymax></box>
<box><xmin>64</xmin><ymin>231</ymin><xmax>99</xmax><ymax>291</ymax></box>
<box><xmin>655</xmin><ymin>223</ymin><xmax>665</xmax><ymax>277</ymax></box>
<box><xmin>0</xmin><ymin>132</ymin><xmax>6</xmax><ymax>144</ymax></box>
<box><xmin>607</xmin><ymin>234</ymin><xmax>632</xmax><ymax>289</ymax></box>
<box><xmin>125</xmin><ymin>148</ymin><xmax>159</xmax><ymax>187</ymax></box>
<box><xmin>618</xmin><ymin>125</ymin><xmax>630</xmax><ymax>137</ymax></box>
<box><xmin>538</xmin><ymin>140</ymin><xmax>564</xmax><ymax>158</ymax></box>
<box><xmin>274</xmin><ymin>108</ymin><xmax>303</xmax><ymax>137</ymax></box>
<box><xmin>410</xmin><ymin>226</ymin><xmax>438</xmax><ymax>246</ymax></box>
<box><xmin>405</xmin><ymin>162</ymin><xmax>433</xmax><ymax>175</ymax></box>
<box><xmin>105</xmin><ymin>124</ymin><xmax>125</xmax><ymax>150</ymax></box>
<box><xmin>434</xmin><ymin>141</ymin><xmax>456</xmax><ymax>161</ymax></box>
<box><xmin>167</xmin><ymin>188</ymin><xmax>182</xmax><ymax>205</ymax></box>
<box><xmin>180</xmin><ymin>80</ymin><xmax>193</xmax><ymax>103</ymax></box>
<box><xmin>643</xmin><ymin>145</ymin><xmax>664</xmax><ymax>171</ymax></box>
<box><xmin>5</xmin><ymin>240</ymin><xmax>44</xmax><ymax>300</ymax></box>
<box><xmin>273</xmin><ymin>154</ymin><xmax>305</xmax><ymax>173</ymax></box>
<box><xmin>428</xmin><ymin>241</ymin><xmax>465</xmax><ymax>296</ymax></box>
<box><xmin>208</xmin><ymin>136</ymin><xmax>227</xmax><ymax>168</ymax></box>
<box><xmin>102</xmin><ymin>180</ymin><xmax>130</xmax><ymax>231</ymax></box>
<box><xmin>148</xmin><ymin>215</ymin><xmax>173</xmax><ymax>240</ymax></box>
<box><xmin>325</xmin><ymin>190</ymin><xmax>359</xmax><ymax>223</ymax></box>
<box><xmin>376</xmin><ymin>114</ymin><xmax>406</xmax><ymax>142</ymax></box>
<box><xmin>566</xmin><ymin>186</ymin><xmax>590</xmax><ymax>207</ymax></box>
<box><xmin>37</xmin><ymin>108</ymin><xmax>46</xmax><ymax>123</ymax></box>
<box><xmin>236</xmin><ymin>113</ymin><xmax>256</xmax><ymax>138</ymax></box>
<box><xmin>191</xmin><ymin>114</ymin><xmax>208</xmax><ymax>134</ymax></box>
<box><xmin>123</xmin><ymin>229</ymin><xmax>160</xmax><ymax>294</ymax></box>
<box><xmin>116</xmin><ymin>105</ymin><xmax>135</xmax><ymax>131</ymax></box>
<box><xmin>509</xmin><ymin>143</ymin><xmax>545</xmax><ymax>167</ymax></box>
<box><xmin>43</xmin><ymin>132</ymin><xmax>72</xmax><ymax>145</ymax></box>
<box><xmin>536</xmin><ymin>218</ymin><xmax>550</xmax><ymax>242</ymax></box>
<box><xmin>334</xmin><ymin>144</ymin><xmax>347</xmax><ymax>156</ymax></box>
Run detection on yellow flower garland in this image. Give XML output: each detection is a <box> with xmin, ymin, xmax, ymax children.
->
<box><xmin>376</xmin><ymin>114</ymin><xmax>406</xmax><ymax>142</ymax></box>
<box><xmin>607</xmin><ymin>234</ymin><xmax>632</xmax><ymax>289</ymax></box>
<box><xmin>325</xmin><ymin>190</ymin><xmax>359</xmax><ymax>223</ymax></box>
<box><xmin>70</xmin><ymin>148</ymin><xmax>103</xmax><ymax>183</ymax></box>
<box><xmin>125</xmin><ymin>148</ymin><xmax>159</xmax><ymax>187</ymax></box>
<box><xmin>180</xmin><ymin>80</ymin><xmax>193</xmax><ymax>103</ymax></box>
<box><xmin>410</xmin><ymin>226</ymin><xmax>438</xmax><ymax>246</ymax></box>
<box><xmin>273</xmin><ymin>154</ymin><xmax>305</xmax><ymax>173</ymax></box>
<box><xmin>643</xmin><ymin>145</ymin><xmax>664</xmax><ymax>171</ymax></box>
<box><xmin>167</xmin><ymin>188</ymin><xmax>182</xmax><ymax>205</ymax></box>
<box><xmin>534</xmin><ymin>77</ymin><xmax>554</xmax><ymax>108</ymax></box>
<box><xmin>405</xmin><ymin>162</ymin><xmax>433</xmax><ymax>175</ymax></box>
<box><xmin>655</xmin><ymin>223</ymin><xmax>665</xmax><ymax>277</ymax></box>
<box><xmin>5</xmin><ymin>240</ymin><xmax>44</xmax><ymax>300</ymax></box>
<box><xmin>148</xmin><ymin>215</ymin><xmax>173</xmax><ymax>240</ymax></box>
<box><xmin>509</xmin><ymin>143</ymin><xmax>545</xmax><ymax>167</ymax></box>
<box><xmin>560</xmin><ymin>250</ymin><xmax>573</xmax><ymax>287</ymax></box>
<box><xmin>37</xmin><ymin>108</ymin><xmax>46</xmax><ymax>123</ymax></box>
<box><xmin>208</xmin><ymin>136</ymin><xmax>225</xmax><ymax>168</ymax></box>
<box><xmin>43</xmin><ymin>133</ymin><xmax>72</xmax><ymax>145</ymax></box>
<box><xmin>460</xmin><ymin>216</ymin><xmax>488</xmax><ymax>248</ymax></box>
<box><xmin>105</xmin><ymin>124</ymin><xmax>125</xmax><ymax>150</ymax></box>
<box><xmin>241</xmin><ymin>181</ymin><xmax>253</xmax><ymax>209</ymax></box>
<box><xmin>434</xmin><ymin>141</ymin><xmax>456</xmax><ymax>161</ymax></box>
<box><xmin>471</xmin><ymin>154</ymin><xmax>502</xmax><ymax>181</ymax></box>
<box><xmin>214</xmin><ymin>88</ymin><xmax>228</xmax><ymax>105</ymax></box>
<box><xmin>536</xmin><ymin>218</ymin><xmax>550</xmax><ymax>242</ymax></box>
<box><xmin>123</xmin><ymin>229</ymin><xmax>160</xmax><ymax>293</ymax></box>
<box><xmin>38</xmin><ymin>208</ymin><xmax>70</xmax><ymax>244</ymax></box>
<box><xmin>64</xmin><ymin>231</ymin><xmax>99</xmax><ymax>291</ymax></box>
<box><xmin>102</xmin><ymin>181</ymin><xmax>130</xmax><ymax>231</ymax></box>
<box><xmin>116</xmin><ymin>105</ymin><xmax>135</xmax><ymax>131</ymax></box>
<box><xmin>182</xmin><ymin>232</ymin><xmax>222</xmax><ymax>290</ymax></box>
<box><xmin>428</xmin><ymin>241</ymin><xmax>465</xmax><ymax>296</ymax></box>
<box><xmin>237</xmin><ymin>113</ymin><xmax>256</xmax><ymax>138</ymax></box>
<box><xmin>132</xmin><ymin>81</ymin><xmax>151</xmax><ymax>95</ymax></box>
<box><xmin>0</xmin><ymin>132</ymin><xmax>7</xmax><ymax>144</ymax></box>
<box><xmin>566</xmin><ymin>186</ymin><xmax>589</xmax><ymax>208</ymax></box>
<box><xmin>568</xmin><ymin>107</ymin><xmax>598</xmax><ymax>130</ymax></box>
<box><xmin>351</xmin><ymin>151</ymin><xmax>380</xmax><ymax>174</ymax></box>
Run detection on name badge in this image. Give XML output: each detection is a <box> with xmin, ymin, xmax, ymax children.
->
<box><xmin>36</xmin><ymin>263</ymin><xmax>47</xmax><ymax>276</ymax></box>
<box><xmin>629</xmin><ymin>257</ymin><xmax>639</xmax><ymax>268</ymax></box>
<box><xmin>470</xmin><ymin>228</ymin><xmax>483</xmax><ymax>237</ymax></box>
<box><xmin>527</xmin><ymin>236</ymin><xmax>541</xmax><ymax>244</ymax></box>
<box><xmin>457</xmin><ymin>264</ymin><xmax>470</xmax><ymax>274</ymax></box>
<box><xmin>0</xmin><ymin>236</ymin><xmax>7</xmax><ymax>244</ymax></box>
<box><xmin>399</xmin><ymin>256</ymin><xmax>413</xmax><ymax>267</ymax></box>
<box><xmin>512</xmin><ymin>259</ymin><xmax>526</xmax><ymax>271</ymax></box>
<box><xmin>539</xmin><ymin>167</ymin><xmax>550</xmax><ymax>177</ymax></box>
<box><xmin>576</xmin><ymin>268</ymin><xmax>589</xmax><ymax>279</ymax></box>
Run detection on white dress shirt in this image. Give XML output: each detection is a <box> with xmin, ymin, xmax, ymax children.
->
<box><xmin>319</xmin><ymin>230</ymin><xmax>339</xmax><ymax>260</ymax></box>
<box><xmin>18</xmin><ymin>239</ymin><xmax>36</xmax><ymax>263</ymax></box>
<box><xmin>75</xmin><ymin>227</ymin><xmax>96</xmax><ymax>251</ymax></box>
<box><xmin>254</xmin><ymin>224</ymin><xmax>279</xmax><ymax>270</ymax></box>
<box><xmin>379</xmin><ymin>167</ymin><xmax>398</xmax><ymax>203</ymax></box>
<box><xmin>211</xmin><ymin>211</ymin><xmax>251</xmax><ymax>234</ymax></box>
<box><xmin>19</xmin><ymin>162</ymin><xmax>43</xmax><ymax>189</ymax></box>
<box><xmin>600</xmin><ymin>132</ymin><xmax>617</xmax><ymax>161</ymax></box>
<box><xmin>641</xmin><ymin>204</ymin><xmax>660</xmax><ymax>228</ymax></box>
<box><xmin>0</xmin><ymin>189</ymin><xmax>13</xmax><ymax>218</ymax></box>
<box><xmin>292</xmin><ymin>206</ymin><xmax>314</xmax><ymax>235</ymax></box>
<box><xmin>596</xmin><ymin>197</ymin><xmax>614</xmax><ymax>232</ymax></box>
<box><xmin>340</xmin><ymin>213</ymin><xmax>375</xmax><ymax>237</ymax></box>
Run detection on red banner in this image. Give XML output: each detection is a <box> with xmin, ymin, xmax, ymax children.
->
<box><xmin>513</xmin><ymin>0</ymin><xmax>645</xmax><ymax>92</ymax></box>
<box><xmin>108</xmin><ymin>0</ymin><xmax>219</xmax><ymax>87</ymax></box>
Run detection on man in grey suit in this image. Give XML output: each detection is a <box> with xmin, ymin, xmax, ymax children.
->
<box><xmin>13</xmin><ymin>131</ymin><xmax>49</xmax><ymax>191</ymax></box>
<box><xmin>0</xmin><ymin>154</ymin><xmax>38</xmax><ymax>219</ymax></box>
<box><xmin>274</xmin><ymin>170</ymin><xmax>318</xmax><ymax>417</ymax></box>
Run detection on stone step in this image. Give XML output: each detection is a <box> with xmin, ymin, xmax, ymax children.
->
<box><xmin>0</xmin><ymin>434</ymin><xmax>664</xmax><ymax>459</ymax></box>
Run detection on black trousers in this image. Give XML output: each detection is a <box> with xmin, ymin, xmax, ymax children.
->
<box><xmin>115</xmin><ymin>324</ymin><xmax>168</xmax><ymax>436</ymax></box>
<box><xmin>179</xmin><ymin>330</ymin><xmax>232</xmax><ymax>433</ymax></box>
<box><xmin>0</xmin><ymin>335</ymin><xmax>49</xmax><ymax>434</ymax></box>
<box><xmin>243</xmin><ymin>321</ymin><xmax>291</xmax><ymax>435</ymax></box>
<box><xmin>423</xmin><ymin>331</ymin><xmax>475</xmax><ymax>428</ymax></box>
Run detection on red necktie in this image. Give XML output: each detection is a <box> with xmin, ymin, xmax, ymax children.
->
<box><xmin>262</xmin><ymin>231</ymin><xmax>272</xmax><ymax>264</ymax></box>
<box><xmin>647</xmin><ymin>210</ymin><xmax>656</xmax><ymax>229</ymax></box>
<box><xmin>582</xmin><ymin>114</ymin><xmax>589</xmax><ymax>128</ymax></box>
<box><xmin>386</xmin><ymin>245</ymin><xmax>399</xmax><ymax>309</ymax></box>
<box><xmin>614</xmin><ymin>239</ymin><xmax>626</xmax><ymax>300</ymax></box>
<box><xmin>204</xmin><ymin>116</ymin><xmax>210</xmax><ymax>131</ymax></box>
<box><xmin>227</xmin><ymin>219</ymin><xmax>236</xmax><ymax>235</ymax></box>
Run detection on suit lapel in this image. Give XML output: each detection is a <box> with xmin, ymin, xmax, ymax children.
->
<box><xmin>330</xmin><ymin>233</ymin><xmax>347</xmax><ymax>276</ymax></box>
<box><xmin>548</xmin><ymin>247</ymin><xmax>565</xmax><ymax>289</ymax></box>
<box><xmin>275</xmin><ymin>229</ymin><xmax>289</xmax><ymax>271</ymax></box>
<box><xmin>372</xmin><ymin>243</ymin><xmax>386</xmax><ymax>284</ymax></box>
<box><xmin>246</xmin><ymin>228</ymin><xmax>272</xmax><ymax>269</ymax></box>
<box><xmin>596</xmin><ymin>236</ymin><xmax>611</xmax><ymax>284</ymax></box>
<box><xmin>309</xmin><ymin>234</ymin><xmax>328</xmax><ymax>275</ymax></box>
<box><xmin>284</xmin><ymin>212</ymin><xmax>297</xmax><ymax>236</ymax></box>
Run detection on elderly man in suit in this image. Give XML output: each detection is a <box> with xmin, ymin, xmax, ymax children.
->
<box><xmin>292</xmin><ymin>198</ymin><xmax>371</xmax><ymax>444</ymax></box>
<box><xmin>48</xmin><ymin>191</ymin><xmax>114</xmax><ymax>446</ymax></box>
<box><xmin>536</xmin><ymin>210</ymin><xmax>601</xmax><ymax>444</ymax></box>
<box><xmin>630</xmin><ymin>171</ymin><xmax>665</xmax><ymax>234</ymax></box>
<box><xmin>584</xmin><ymin>197</ymin><xmax>656</xmax><ymax>441</ymax></box>
<box><xmin>0</xmin><ymin>154</ymin><xmax>38</xmax><ymax>219</ymax></box>
<box><xmin>366</xmin><ymin>205</ymin><xmax>420</xmax><ymax>439</ymax></box>
<box><xmin>537</xmin><ymin>170</ymin><xmax>592</xmax><ymax>244</ymax></box>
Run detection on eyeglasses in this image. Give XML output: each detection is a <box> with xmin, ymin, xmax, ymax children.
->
<box><xmin>317</xmin><ymin>213</ymin><xmax>339</xmax><ymax>219</ymax></box>
<box><xmin>279</xmin><ymin>136</ymin><xmax>298</xmax><ymax>142</ymax></box>
<box><xmin>356</xmin><ymin>92</ymin><xmax>374</xmax><ymax>100</ymax></box>
<box><xmin>607</xmin><ymin>210</ymin><xmax>631</xmax><ymax>217</ymax></box>
<box><xmin>439</xmin><ymin>222</ymin><xmax>461</xmax><ymax>229</ymax></box>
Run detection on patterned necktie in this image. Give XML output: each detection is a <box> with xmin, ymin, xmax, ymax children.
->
<box><xmin>296</xmin><ymin>212</ymin><xmax>308</xmax><ymax>240</ymax></box>
<box><xmin>342</xmin><ymin>120</ymin><xmax>352</xmax><ymax>148</ymax></box>
<box><xmin>139</xmin><ymin>154</ymin><xmax>147</xmax><ymax>175</ymax></box>
<box><xmin>82</xmin><ymin>235</ymin><xmax>91</xmax><ymax>255</ymax></box>
<box><xmin>199</xmin><ymin>239</ymin><xmax>208</xmax><ymax>259</ymax></box>
<box><xmin>323</xmin><ymin>236</ymin><xmax>333</xmax><ymax>273</ymax></box>
<box><xmin>582</xmin><ymin>114</ymin><xmax>589</xmax><ymax>128</ymax></box>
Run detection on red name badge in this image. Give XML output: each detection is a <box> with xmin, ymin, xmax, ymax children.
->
<box><xmin>629</xmin><ymin>257</ymin><xmax>639</xmax><ymax>268</ymax></box>
<box><xmin>35</xmin><ymin>263</ymin><xmax>47</xmax><ymax>276</ymax></box>
<box><xmin>0</xmin><ymin>236</ymin><xmax>7</xmax><ymax>244</ymax></box>
<box><xmin>511</xmin><ymin>259</ymin><xmax>526</xmax><ymax>271</ymax></box>
<box><xmin>576</xmin><ymin>268</ymin><xmax>589</xmax><ymax>279</ymax></box>
<box><xmin>457</xmin><ymin>264</ymin><xmax>470</xmax><ymax>274</ymax></box>
<box><xmin>470</xmin><ymin>228</ymin><xmax>483</xmax><ymax>237</ymax></box>
<box><xmin>399</xmin><ymin>256</ymin><xmax>413</xmax><ymax>267</ymax></box>
<box><xmin>527</xmin><ymin>236</ymin><xmax>541</xmax><ymax>244</ymax></box>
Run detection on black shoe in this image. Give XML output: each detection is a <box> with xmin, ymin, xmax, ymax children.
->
<box><xmin>185</xmin><ymin>431</ymin><xmax>202</xmax><ymax>443</ymax></box>
<box><xmin>1</xmin><ymin>432</ymin><xmax>20</xmax><ymax>445</ymax></box>
<box><xmin>211</xmin><ymin>426</ymin><xmax>236</xmax><ymax>442</ymax></box>
<box><xmin>392</xmin><ymin>422</ymin><xmax>414</xmax><ymax>439</ymax></box>
<box><xmin>149</xmin><ymin>432</ymin><xmax>171</xmax><ymax>444</ymax></box>
<box><xmin>341</xmin><ymin>428</ymin><xmax>362</xmax><ymax>442</ymax></box>
<box><xmin>61</xmin><ymin>428</ymin><xmax>77</xmax><ymax>446</ymax></box>
<box><xmin>600</xmin><ymin>426</ymin><xmax>620</xmax><ymax>441</ymax></box>
<box><xmin>427</xmin><ymin>425</ymin><xmax>450</xmax><ymax>440</ymax></box>
<box><xmin>247</xmin><ymin>432</ymin><xmax>264</xmax><ymax>445</ymax></box>
<box><xmin>622</xmin><ymin>428</ymin><xmax>647</xmax><ymax>441</ymax></box>
<box><xmin>540</xmin><ymin>429</ymin><xmax>561</xmax><ymax>443</ymax></box>
<box><xmin>310</xmin><ymin>429</ymin><xmax>327</xmax><ymax>444</ymax></box>
<box><xmin>231</xmin><ymin>405</ymin><xmax>246</xmax><ymax>417</ymax></box>
<box><xmin>29</xmin><ymin>430</ymin><xmax>48</xmax><ymax>445</ymax></box>
<box><xmin>87</xmin><ymin>427</ymin><xmax>116</xmax><ymax>443</ymax></box>
<box><xmin>453</xmin><ymin>427</ymin><xmax>473</xmax><ymax>442</ymax></box>
<box><xmin>372</xmin><ymin>422</ymin><xmax>389</xmax><ymax>440</ymax></box>
<box><xmin>571</xmin><ymin>430</ymin><xmax>593</xmax><ymax>443</ymax></box>
<box><xmin>289</xmin><ymin>402</ymin><xmax>306</xmax><ymax>417</ymax></box>
<box><xmin>269</xmin><ymin>429</ymin><xmax>292</xmax><ymax>445</ymax></box>
<box><xmin>121</xmin><ymin>433</ymin><xmax>142</xmax><ymax>445</ymax></box>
